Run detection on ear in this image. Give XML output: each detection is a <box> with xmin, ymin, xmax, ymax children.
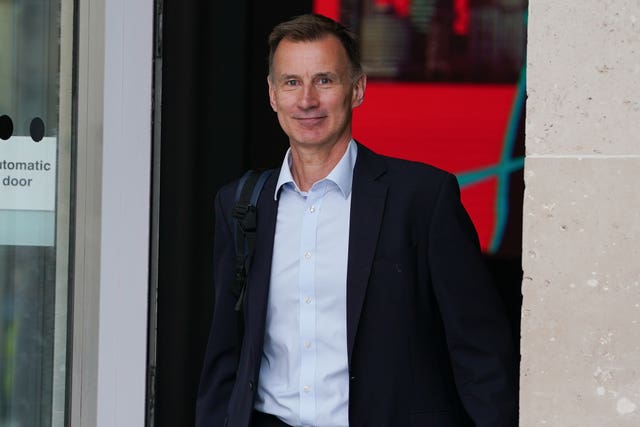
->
<box><xmin>351</xmin><ymin>73</ymin><xmax>367</xmax><ymax>108</ymax></box>
<box><xmin>267</xmin><ymin>76</ymin><xmax>277</xmax><ymax>112</ymax></box>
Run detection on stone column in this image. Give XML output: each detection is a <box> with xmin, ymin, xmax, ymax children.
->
<box><xmin>521</xmin><ymin>1</ymin><xmax>640</xmax><ymax>426</ymax></box>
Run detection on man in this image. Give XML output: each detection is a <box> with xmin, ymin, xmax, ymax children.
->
<box><xmin>196</xmin><ymin>14</ymin><xmax>517</xmax><ymax>427</ymax></box>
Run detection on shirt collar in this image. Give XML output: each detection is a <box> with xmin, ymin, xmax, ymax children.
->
<box><xmin>274</xmin><ymin>139</ymin><xmax>357</xmax><ymax>200</ymax></box>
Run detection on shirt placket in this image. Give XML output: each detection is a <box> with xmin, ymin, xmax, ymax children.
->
<box><xmin>298</xmin><ymin>182</ymin><xmax>326</xmax><ymax>426</ymax></box>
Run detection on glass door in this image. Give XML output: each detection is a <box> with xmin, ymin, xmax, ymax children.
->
<box><xmin>0</xmin><ymin>0</ymin><xmax>73</xmax><ymax>425</ymax></box>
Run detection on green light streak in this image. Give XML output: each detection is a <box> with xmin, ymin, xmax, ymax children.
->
<box><xmin>456</xmin><ymin>63</ymin><xmax>527</xmax><ymax>253</ymax></box>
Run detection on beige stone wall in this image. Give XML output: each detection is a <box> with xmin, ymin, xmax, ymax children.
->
<box><xmin>520</xmin><ymin>0</ymin><xmax>640</xmax><ymax>427</ymax></box>
<box><xmin>521</xmin><ymin>1</ymin><xmax>640</xmax><ymax>426</ymax></box>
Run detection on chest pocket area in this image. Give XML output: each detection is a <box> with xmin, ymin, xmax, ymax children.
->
<box><xmin>370</xmin><ymin>244</ymin><xmax>417</xmax><ymax>305</ymax></box>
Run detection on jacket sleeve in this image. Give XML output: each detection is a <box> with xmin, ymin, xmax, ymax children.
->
<box><xmin>195</xmin><ymin>188</ymin><xmax>241</xmax><ymax>427</ymax></box>
<box><xmin>427</xmin><ymin>173</ymin><xmax>518</xmax><ymax>427</ymax></box>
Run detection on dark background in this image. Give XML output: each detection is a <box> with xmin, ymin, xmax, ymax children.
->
<box><xmin>153</xmin><ymin>1</ymin><xmax>521</xmax><ymax>425</ymax></box>
<box><xmin>153</xmin><ymin>1</ymin><xmax>312</xmax><ymax>425</ymax></box>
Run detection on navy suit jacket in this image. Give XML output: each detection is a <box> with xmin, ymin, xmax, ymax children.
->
<box><xmin>196</xmin><ymin>144</ymin><xmax>518</xmax><ymax>427</ymax></box>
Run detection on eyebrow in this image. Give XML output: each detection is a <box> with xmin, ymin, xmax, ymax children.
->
<box><xmin>314</xmin><ymin>72</ymin><xmax>338</xmax><ymax>80</ymax></box>
<box><xmin>278</xmin><ymin>74</ymin><xmax>301</xmax><ymax>82</ymax></box>
<box><xmin>277</xmin><ymin>72</ymin><xmax>339</xmax><ymax>82</ymax></box>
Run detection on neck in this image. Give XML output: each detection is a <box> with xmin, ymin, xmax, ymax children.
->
<box><xmin>289</xmin><ymin>137</ymin><xmax>351</xmax><ymax>192</ymax></box>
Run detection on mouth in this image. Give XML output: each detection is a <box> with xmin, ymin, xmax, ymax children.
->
<box><xmin>294</xmin><ymin>116</ymin><xmax>327</xmax><ymax>127</ymax></box>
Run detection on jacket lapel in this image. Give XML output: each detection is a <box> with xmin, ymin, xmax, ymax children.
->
<box><xmin>346</xmin><ymin>145</ymin><xmax>388</xmax><ymax>364</ymax></box>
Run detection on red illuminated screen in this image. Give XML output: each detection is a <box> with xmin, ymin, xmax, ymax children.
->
<box><xmin>353</xmin><ymin>83</ymin><xmax>517</xmax><ymax>252</ymax></box>
<box><xmin>313</xmin><ymin>1</ymin><xmax>524</xmax><ymax>253</ymax></box>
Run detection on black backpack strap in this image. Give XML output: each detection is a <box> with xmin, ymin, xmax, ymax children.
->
<box><xmin>231</xmin><ymin>169</ymin><xmax>275</xmax><ymax>311</ymax></box>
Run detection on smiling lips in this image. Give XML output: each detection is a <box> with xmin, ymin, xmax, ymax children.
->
<box><xmin>294</xmin><ymin>115</ymin><xmax>327</xmax><ymax>127</ymax></box>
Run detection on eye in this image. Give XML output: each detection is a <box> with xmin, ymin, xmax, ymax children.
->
<box><xmin>284</xmin><ymin>80</ymin><xmax>299</xmax><ymax>87</ymax></box>
<box><xmin>318</xmin><ymin>77</ymin><xmax>331</xmax><ymax>85</ymax></box>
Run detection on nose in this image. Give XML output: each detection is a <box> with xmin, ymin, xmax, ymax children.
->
<box><xmin>298</xmin><ymin>84</ymin><xmax>319</xmax><ymax>110</ymax></box>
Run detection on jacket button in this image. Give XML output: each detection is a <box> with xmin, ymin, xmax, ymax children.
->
<box><xmin>249</xmin><ymin>381</ymin><xmax>254</xmax><ymax>390</ymax></box>
<box><xmin>350</xmin><ymin>376</ymin><xmax>356</xmax><ymax>382</ymax></box>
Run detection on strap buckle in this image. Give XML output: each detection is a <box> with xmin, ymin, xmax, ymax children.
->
<box><xmin>232</xmin><ymin>204</ymin><xmax>257</xmax><ymax>233</ymax></box>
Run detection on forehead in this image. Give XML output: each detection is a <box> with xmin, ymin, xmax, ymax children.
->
<box><xmin>272</xmin><ymin>35</ymin><xmax>350</xmax><ymax>74</ymax></box>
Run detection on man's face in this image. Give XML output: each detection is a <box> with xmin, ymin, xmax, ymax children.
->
<box><xmin>268</xmin><ymin>35</ymin><xmax>366</xmax><ymax>151</ymax></box>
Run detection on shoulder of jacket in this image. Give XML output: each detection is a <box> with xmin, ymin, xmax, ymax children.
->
<box><xmin>357</xmin><ymin>141</ymin><xmax>453</xmax><ymax>182</ymax></box>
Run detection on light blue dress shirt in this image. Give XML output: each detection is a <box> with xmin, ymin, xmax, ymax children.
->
<box><xmin>254</xmin><ymin>140</ymin><xmax>357</xmax><ymax>427</ymax></box>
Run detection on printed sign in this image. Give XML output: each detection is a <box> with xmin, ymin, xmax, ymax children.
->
<box><xmin>0</xmin><ymin>136</ymin><xmax>56</xmax><ymax>211</ymax></box>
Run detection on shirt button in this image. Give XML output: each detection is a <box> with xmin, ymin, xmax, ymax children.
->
<box><xmin>305</xmin><ymin>341</ymin><xmax>312</xmax><ymax>349</ymax></box>
<box><xmin>304</xmin><ymin>296</ymin><xmax>312</xmax><ymax>304</ymax></box>
<box><xmin>303</xmin><ymin>385</ymin><xmax>311</xmax><ymax>393</ymax></box>
<box><xmin>309</xmin><ymin>206</ymin><xmax>316</xmax><ymax>213</ymax></box>
<box><xmin>304</xmin><ymin>251</ymin><xmax>312</xmax><ymax>259</ymax></box>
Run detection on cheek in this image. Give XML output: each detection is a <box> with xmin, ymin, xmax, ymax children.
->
<box><xmin>274</xmin><ymin>93</ymin><xmax>297</xmax><ymax>112</ymax></box>
<box><xmin>275</xmin><ymin>111</ymin><xmax>293</xmax><ymax>133</ymax></box>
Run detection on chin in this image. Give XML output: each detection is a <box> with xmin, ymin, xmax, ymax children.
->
<box><xmin>292</xmin><ymin>133</ymin><xmax>327</xmax><ymax>147</ymax></box>
<box><xmin>293</xmin><ymin>139</ymin><xmax>325</xmax><ymax>147</ymax></box>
